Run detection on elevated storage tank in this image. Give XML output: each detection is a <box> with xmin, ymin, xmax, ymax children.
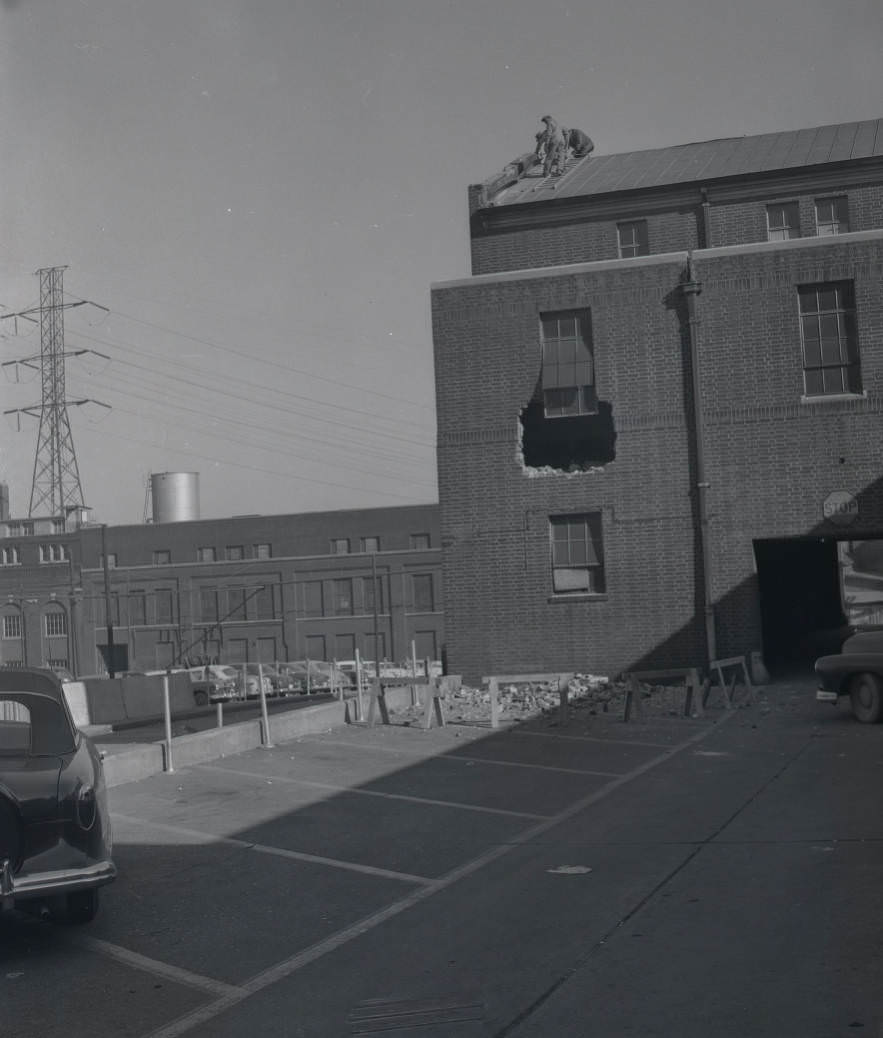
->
<box><xmin>151</xmin><ymin>472</ymin><xmax>200</xmax><ymax>523</ymax></box>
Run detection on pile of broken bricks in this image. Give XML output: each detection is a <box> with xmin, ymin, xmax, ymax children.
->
<box><xmin>387</xmin><ymin>674</ymin><xmax>710</xmax><ymax>726</ymax></box>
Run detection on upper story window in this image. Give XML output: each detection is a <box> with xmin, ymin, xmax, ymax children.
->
<box><xmin>6</xmin><ymin>522</ymin><xmax>34</xmax><ymax>538</ymax></box>
<box><xmin>154</xmin><ymin>588</ymin><xmax>174</xmax><ymax>625</ymax></box>
<box><xmin>333</xmin><ymin>578</ymin><xmax>354</xmax><ymax>616</ymax></box>
<box><xmin>410</xmin><ymin>533</ymin><xmax>431</xmax><ymax>550</ymax></box>
<box><xmin>153</xmin><ymin>550</ymin><xmax>171</xmax><ymax>565</ymax></box>
<box><xmin>766</xmin><ymin>202</ymin><xmax>800</xmax><ymax>241</ymax></box>
<box><xmin>2</xmin><ymin>614</ymin><xmax>22</xmax><ymax>639</ymax></box>
<box><xmin>226</xmin><ymin>587</ymin><xmax>248</xmax><ymax>620</ymax></box>
<box><xmin>550</xmin><ymin>513</ymin><xmax>606</xmax><ymax>594</ymax></box>
<box><xmin>199</xmin><ymin>588</ymin><xmax>219</xmax><ymax>623</ymax></box>
<box><xmin>51</xmin><ymin>519</ymin><xmax>65</xmax><ymax>535</ymax></box>
<box><xmin>254</xmin><ymin>543</ymin><xmax>272</xmax><ymax>560</ymax></box>
<box><xmin>225</xmin><ymin>545</ymin><xmax>244</xmax><ymax>562</ymax></box>
<box><xmin>540</xmin><ymin>310</ymin><xmax>597</xmax><ymax>418</ymax></box>
<box><xmin>617</xmin><ymin>220</ymin><xmax>649</xmax><ymax>258</ymax></box>
<box><xmin>409</xmin><ymin>573</ymin><xmax>435</xmax><ymax>613</ymax></box>
<box><xmin>128</xmin><ymin>591</ymin><xmax>146</xmax><ymax>626</ymax></box>
<box><xmin>303</xmin><ymin>581</ymin><xmax>324</xmax><ymax>617</ymax></box>
<box><xmin>197</xmin><ymin>547</ymin><xmax>216</xmax><ymax>563</ymax></box>
<box><xmin>100</xmin><ymin>553</ymin><xmax>117</xmax><ymax>570</ymax></box>
<box><xmin>331</xmin><ymin>538</ymin><xmax>350</xmax><ymax>555</ymax></box>
<box><xmin>44</xmin><ymin>611</ymin><xmax>67</xmax><ymax>638</ymax></box>
<box><xmin>1</xmin><ymin>546</ymin><xmax>20</xmax><ymax>566</ymax></box>
<box><xmin>360</xmin><ymin>536</ymin><xmax>380</xmax><ymax>553</ymax></box>
<box><xmin>39</xmin><ymin>543</ymin><xmax>68</xmax><ymax>564</ymax></box>
<box><xmin>815</xmin><ymin>196</ymin><xmax>849</xmax><ymax>236</ymax></box>
<box><xmin>798</xmin><ymin>282</ymin><xmax>862</xmax><ymax>396</ymax></box>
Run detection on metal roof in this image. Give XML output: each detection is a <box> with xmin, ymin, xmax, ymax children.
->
<box><xmin>488</xmin><ymin>119</ymin><xmax>883</xmax><ymax>207</ymax></box>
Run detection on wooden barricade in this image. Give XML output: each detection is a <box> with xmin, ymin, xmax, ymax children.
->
<box><xmin>364</xmin><ymin>675</ymin><xmax>456</xmax><ymax>730</ymax></box>
<box><xmin>623</xmin><ymin>667</ymin><xmax>707</xmax><ymax>722</ymax></box>
<box><xmin>482</xmin><ymin>673</ymin><xmax>574</xmax><ymax>729</ymax></box>
<box><xmin>709</xmin><ymin>655</ymin><xmax>756</xmax><ymax>708</ymax></box>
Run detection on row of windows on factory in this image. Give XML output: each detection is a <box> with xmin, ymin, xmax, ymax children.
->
<box><xmin>617</xmin><ymin>196</ymin><xmax>850</xmax><ymax>258</ymax></box>
<box><xmin>540</xmin><ymin>278</ymin><xmax>861</xmax><ymax>420</ymax></box>
<box><xmin>95</xmin><ymin>533</ymin><xmax>431</xmax><ymax>570</ymax></box>
<box><xmin>2</xmin><ymin>610</ymin><xmax>67</xmax><ymax>640</ymax></box>
<box><xmin>0</xmin><ymin>543</ymin><xmax>69</xmax><ymax>566</ymax></box>
<box><xmin>90</xmin><ymin>573</ymin><xmax>438</xmax><ymax>628</ymax></box>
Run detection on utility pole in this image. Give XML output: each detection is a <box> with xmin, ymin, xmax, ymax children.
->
<box><xmin>1</xmin><ymin>266</ymin><xmax>110</xmax><ymax>517</ymax></box>
<box><xmin>101</xmin><ymin>524</ymin><xmax>116</xmax><ymax>678</ymax></box>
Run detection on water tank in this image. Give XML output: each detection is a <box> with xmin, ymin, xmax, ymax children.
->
<box><xmin>151</xmin><ymin>472</ymin><xmax>200</xmax><ymax>523</ymax></box>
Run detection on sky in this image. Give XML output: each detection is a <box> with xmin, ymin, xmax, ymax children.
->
<box><xmin>1</xmin><ymin>0</ymin><xmax>881</xmax><ymax>526</ymax></box>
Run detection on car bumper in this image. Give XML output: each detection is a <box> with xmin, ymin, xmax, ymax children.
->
<box><xmin>1</xmin><ymin>858</ymin><xmax>116</xmax><ymax>912</ymax></box>
<box><xmin>816</xmin><ymin>688</ymin><xmax>839</xmax><ymax>703</ymax></box>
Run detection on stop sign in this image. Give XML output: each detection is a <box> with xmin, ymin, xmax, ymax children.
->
<box><xmin>823</xmin><ymin>491</ymin><xmax>859</xmax><ymax>526</ymax></box>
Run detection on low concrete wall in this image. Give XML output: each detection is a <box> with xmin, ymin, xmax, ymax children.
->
<box><xmin>100</xmin><ymin>699</ymin><xmax>346</xmax><ymax>788</ymax></box>
<box><xmin>84</xmin><ymin>673</ymin><xmax>193</xmax><ymax>726</ymax></box>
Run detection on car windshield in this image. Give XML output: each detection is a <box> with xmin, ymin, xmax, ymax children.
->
<box><xmin>0</xmin><ymin>693</ymin><xmax>76</xmax><ymax>756</ymax></box>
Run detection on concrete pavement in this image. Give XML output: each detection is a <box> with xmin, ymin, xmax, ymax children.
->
<box><xmin>3</xmin><ymin>674</ymin><xmax>882</xmax><ymax>1037</ymax></box>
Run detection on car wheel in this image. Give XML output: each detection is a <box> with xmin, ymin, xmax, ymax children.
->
<box><xmin>58</xmin><ymin>889</ymin><xmax>99</xmax><ymax>925</ymax></box>
<box><xmin>850</xmin><ymin>672</ymin><xmax>883</xmax><ymax>723</ymax></box>
<box><xmin>194</xmin><ymin>690</ymin><xmax>208</xmax><ymax>707</ymax></box>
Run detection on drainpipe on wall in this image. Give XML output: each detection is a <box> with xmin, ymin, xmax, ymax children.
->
<box><xmin>682</xmin><ymin>254</ymin><xmax>717</xmax><ymax>666</ymax></box>
<box><xmin>700</xmin><ymin>187</ymin><xmax>712</xmax><ymax>249</ymax></box>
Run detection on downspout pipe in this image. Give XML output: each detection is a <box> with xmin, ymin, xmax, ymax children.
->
<box><xmin>682</xmin><ymin>254</ymin><xmax>717</xmax><ymax>666</ymax></box>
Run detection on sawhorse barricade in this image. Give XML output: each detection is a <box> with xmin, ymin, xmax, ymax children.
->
<box><xmin>709</xmin><ymin>655</ymin><xmax>756</xmax><ymax>709</ymax></box>
<box><xmin>482</xmin><ymin>673</ymin><xmax>574</xmax><ymax>729</ymax></box>
<box><xmin>365</xmin><ymin>675</ymin><xmax>460</xmax><ymax>730</ymax></box>
<box><xmin>623</xmin><ymin>667</ymin><xmax>708</xmax><ymax>722</ymax></box>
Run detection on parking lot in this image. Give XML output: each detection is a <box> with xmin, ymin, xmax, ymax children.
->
<box><xmin>4</xmin><ymin>680</ymin><xmax>883</xmax><ymax>1037</ymax></box>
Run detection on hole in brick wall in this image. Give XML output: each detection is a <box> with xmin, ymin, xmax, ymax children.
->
<box><xmin>520</xmin><ymin>380</ymin><xmax>616</xmax><ymax>471</ymax></box>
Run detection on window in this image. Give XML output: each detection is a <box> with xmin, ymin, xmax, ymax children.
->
<box><xmin>153</xmin><ymin>550</ymin><xmax>171</xmax><ymax>565</ymax></box>
<box><xmin>360</xmin><ymin>536</ymin><xmax>380</xmax><ymax>553</ymax></box>
<box><xmin>410</xmin><ymin>533</ymin><xmax>431</xmax><ymax>550</ymax></box>
<box><xmin>766</xmin><ymin>202</ymin><xmax>800</xmax><ymax>241</ymax></box>
<box><xmin>815</xmin><ymin>196</ymin><xmax>849</xmax><ymax>236</ymax></box>
<box><xmin>414</xmin><ymin>630</ymin><xmax>437</xmax><ymax>661</ymax></box>
<box><xmin>51</xmin><ymin>519</ymin><xmax>65</xmax><ymax>535</ymax></box>
<box><xmin>331</xmin><ymin>538</ymin><xmax>350</xmax><ymax>555</ymax></box>
<box><xmin>99</xmin><ymin>593</ymin><xmax>120</xmax><ymax>628</ymax></box>
<box><xmin>333</xmin><ymin>578</ymin><xmax>354</xmax><ymax>616</ymax></box>
<box><xmin>541</xmin><ymin>310</ymin><xmax>597</xmax><ymax>418</ymax></box>
<box><xmin>39</xmin><ymin>543</ymin><xmax>67</xmax><ymax>564</ymax></box>
<box><xmin>362</xmin><ymin>575</ymin><xmax>386</xmax><ymax>613</ymax></box>
<box><xmin>335</xmin><ymin>633</ymin><xmax>356</xmax><ymax>661</ymax></box>
<box><xmin>617</xmin><ymin>220</ymin><xmax>649</xmax><ymax>258</ymax></box>
<box><xmin>199</xmin><ymin>588</ymin><xmax>219</xmax><ymax>623</ymax></box>
<box><xmin>101</xmin><ymin>553</ymin><xmax>117</xmax><ymax>569</ymax></box>
<box><xmin>225</xmin><ymin>545</ymin><xmax>244</xmax><ymax>562</ymax></box>
<box><xmin>226</xmin><ymin>587</ymin><xmax>248</xmax><ymax>621</ymax></box>
<box><xmin>360</xmin><ymin>632</ymin><xmax>386</xmax><ymax>661</ymax></box>
<box><xmin>128</xmin><ymin>591</ymin><xmax>146</xmax><ymax>626</ymax></box>
<box><xmin>2</xmin><ymin>614</ymin><xmax>22</xmax><ymax>639</ymax></box>
<box><xmin>798</xmin><ymin>282</ymin><xmax>862</xmax><ymax>396</ymax></box>
<box><xmin>254</xmin><ymin>543</ymin><xmax>272</xmax><ymax>560</ymax></box>
<box><xmin>304</xmin><ymin>635</ymin><xmax>326</xmax><ymax>660</ymax></box>
<box><xmin>1</xmin><ymin>547</ymin><xmax>20</xmax><ymax>566</ymax></box>
<box><xmin>197</xmin><ymin>547</ymin><xmax>216</xmax><ymax>563</ymax></box>
<box><xmin>44</xmin><ymin>611</ymin><xmax>67</xmax><ymax>637</ymax></box>
<box><xmin>303</xmin><ymin>581</ymin><xmax>324</xmax><ymax>617</ymax></box>
<box><xmin>154</xmin><ymin>588</ymin><xmax>174</xmax><ymax>625</ymax></box>
<box><xmin>550</xmin><ymin>513</ymin><xmax>606</xmax><ymax>594</ymax></box>
<box><xmin>255</xmin><ymin>584</ymin><xmax>275</xmax><ymax>620</ymax></box>
<box><xmin>410</xmin><ymin>573</ymin><xmax>435</xmax><ymax>613</ymax></box>
<box><xmin>21</xmin><ymin>523</ymin><xmax>33</xmax><ymax>537</ymax></box>
<box><xmin>6</xmin><ymin>523</ymin><xmax>20</xmax><ymax>537</ymax></box>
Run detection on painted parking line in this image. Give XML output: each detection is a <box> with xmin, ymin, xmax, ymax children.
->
<box><xmin>197</xmin><ymin>763</ymin><xmax>550</xmax><ymax>820</ymax></box>
<box><xmin>299</xmin><ymin>736</ymin><xmax>622</xmax><ymax>777</ymax></box>
<box><xmin>145</xmin><ymin>709</ymin><xmax>737</xmax><ymax>1038</ymax></box>
<box><xmin>73</xmin><ymin>935</ymin><xmax>244</xmax><ymax>999</ymax></box>
<box><xmin>509</xmin><ymin>729</ymin><xmax>677</xmax><ymax>749</ymax></box>
<box><xmin>112</xmin><ymin>813</ymin><xmax>434</xmax><ymax>886</ymax></box>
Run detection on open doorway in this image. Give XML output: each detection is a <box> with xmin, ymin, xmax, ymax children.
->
<box><xmin>754</xmin><ymin>536</ymin><xmax>848</xmax><ymax>676</ymax></box>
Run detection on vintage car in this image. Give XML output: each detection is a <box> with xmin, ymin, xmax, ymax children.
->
<box><xmin>0</xmin><ymin>668</ymin><xmax>115</xmax><ymax>923</ymax></box>
<box><xmin>815</xmin><ymin>628</ymin><xmax>883</xmax><ymax>723</ymax></box>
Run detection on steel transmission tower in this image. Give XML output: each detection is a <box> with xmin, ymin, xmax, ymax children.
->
<box><xmin>1</xmin><ymin>266</ymin><xmax>109</xmax><ymax>517</ymax></box>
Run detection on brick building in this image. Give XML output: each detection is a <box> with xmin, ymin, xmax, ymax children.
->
<box><xmin>432</xmin><ymin>118</ymin><xmax>883</xmax><ymax>683</ymax></box>
<box><xmin>0</xmin><ymin>503</ymin><xmax>443</xmax><ymax>676</ymax></box>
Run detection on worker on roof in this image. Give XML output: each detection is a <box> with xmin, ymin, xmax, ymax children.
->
<box><xmin>536</xmin><ymin>115</ymin><xmax>566</xmax><ymax>177</ymax></box>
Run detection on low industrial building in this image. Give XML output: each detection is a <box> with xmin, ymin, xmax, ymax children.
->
<box><xmin>432</xmin><ymin>117</ymin><xmax>883</xmax><ymax>682</ymax></box>
<box><xmin>0</xmin><ymin>475</ymin><xmax>442</xmax><ymax>676</ymax></box>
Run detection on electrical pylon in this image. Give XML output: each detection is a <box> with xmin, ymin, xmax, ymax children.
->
<box><xmin>1</xmin><ymin>266</ymin><xmax>110</xmax><ymax>517</ymax></box>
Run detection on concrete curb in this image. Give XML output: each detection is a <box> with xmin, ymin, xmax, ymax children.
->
<box><xmin>100</xmin><ymin>700</ymin><xmax>346</xmax><ymax>788</ymax></box>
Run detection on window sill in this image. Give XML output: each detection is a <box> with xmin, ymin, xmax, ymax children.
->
<box><xmin>800</xmin><ymin>392</ymin><xmax>867</xmax><ymax>405</ymax></box>
<box><xmin>547</xmin><ymin>593</ymin><xmax>608</xmax><ymax>604</ymax></box>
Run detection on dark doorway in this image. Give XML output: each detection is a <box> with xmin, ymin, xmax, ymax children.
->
<box><xmin>97</xmin><ymin>642</ymin><xmax>129</xmax><ymax>676</ymax></box>
<box><xmin>754</xmin><ymin>537</ymin><xmax>848</xmax><ymax>675</ymax></box>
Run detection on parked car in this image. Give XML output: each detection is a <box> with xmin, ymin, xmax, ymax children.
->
<box><xmin>186</xmin><ymin>665</ymin><xmax>239</xmax><ymax>707</ymax></box>
<box><xmin>254</xmin><ymin>664</ymin><xmax>295</xmax><ymax>696</ymax></box>
<box><xmin>815</xmin><ymin>627</ymin><xmax>883</xmax><ymax>722</ymax></box>
<box><xmin>238</xmin><ymin>664</ymin><xmax>274</xmax><ymax>699</ymax></box>
<box><xmin>0</xmin><ymin>667</ymin><xmax>116</xmax><ymax>923</ymax></box>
